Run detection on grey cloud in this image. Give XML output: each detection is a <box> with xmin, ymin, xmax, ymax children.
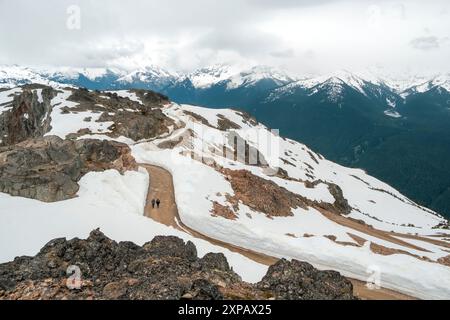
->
<box><xmin>196</xmin><ymin>27</ymin><xmax>282</xmax><ymax>57</ymax></box>
<box><xmin>410</xmin><ymin>36</ymin><xmax>441</xmax><ymax>50</ymax></box>
<box><xmin>0</xmin><ymin>0</ymin><xmax>448</xmax><ymax>73</ymax></box>
<box><xmin>270</xmin><ymin>49</ymin><xmax>295</xmax><ymax>58</ymax></box>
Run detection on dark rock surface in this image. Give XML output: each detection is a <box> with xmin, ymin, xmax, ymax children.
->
<box><xmin>66</xmin><ymin>88</ymin><xmax>175</xmax><ymax>141</ymax></box>
<box><xmin>0</xmin><ymin>85</ymin><xmax>56</xmax><ymax>146</ymax></box>
<box><xmin>258</xmin><ymin>259</ymin><xmax>355</xmax><ymax>300</ymax></box>
<box><xmin>0</xmin><ymin>230</ymin><xmax>356</xmax><ymax>300</ymax></box>
<box><xmin>1</xmin><ymin>85</ymin><xmax>175</xmax><ymax>146</ymax></box>
<box><xmin>0</xmin><ymin>136</ymin><xmax>137</xmax><ymax>202</ymax></box>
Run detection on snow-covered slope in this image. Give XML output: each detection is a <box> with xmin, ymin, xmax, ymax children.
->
<box><xmin>1</xmin><ymin>85</ymin><xmax>449</xmax><ymax>299</ymax></box>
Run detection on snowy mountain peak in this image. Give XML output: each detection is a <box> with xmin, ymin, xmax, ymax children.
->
<box><xmin>185</xmin><ymin>64</ymin><xmax>294</xmax><ymax>90</ymax></box>
<box><xmin>226</xmin><ymin>65</ymin><xmax>294</xmax><ymax>90</ymax></box>
<box><xmin>187</xmin><ymin>64</ymin><xmax>243</xmax><ymax>89</ymax></box>
<box><xmin>404</xmin><ymin>73</ymin><xmax>450</xmax><ymax>95</ymax></box>
<box><xmin>117</xmin><ymin>65</ymin><xmax>178</xmax><ymax>84</ymax></box>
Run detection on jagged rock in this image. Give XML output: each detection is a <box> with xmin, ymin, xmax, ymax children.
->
<box><xmin>326</xmin><ymin>183</ymin><xmax>352</xmax><ymax>215</ymax></box>
<box><xmin>220</xmin><ymin>168</ymin><xmax>310</xmax><ymax>217</ymax></box>
<box><xmin>98</xmin><ymin>108</ymin><xmax>172</xmax><ymax>142</ymax></box>
<box><xmin>0</xmin><ymin>136</ymin><xmax>137</xmax><ymax>202</ymax></box>
<box><xmin>0</xmin><ymin>230</ymin><xmax>356</xmax><ymax>300</ymax></box>
<box><xmin>0</xmin><ymin>85</ymin><xmax>56</xmax><ymax>146</ymax></box>
<box><xmin>188</xmin><ymin>279</ymin><xmax>223</xmax><ymax>300</ymax></box>
<box><xmin>257</xmin><ymin>259</ymin><xmax>355</xmax><ymax>300</ymax></box>
<box><xmin>199</xmin><ymin>253</ymin><xmax>230</xmax><ymax>272</ymax></box>
<box><xmin>65</xmin><ymin>88</ymin><xmax>174</xmax><ymax>141</ymax></box>
<box><xmin>143</xmin><ymin>236</ymin><xmax>198</xmax><ymax>262</ymax></box>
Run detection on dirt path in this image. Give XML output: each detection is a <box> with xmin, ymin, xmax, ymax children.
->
<box><xmin>141</xmin><ymin>164</ymin><xmax>415</xmax><ymax>300</ymax></box>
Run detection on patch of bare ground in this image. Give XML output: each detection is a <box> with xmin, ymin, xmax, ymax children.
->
<box><xmin>211</xmin><ymin>201</ymin><xmax>238</xmax><ymax>220</ymax></box>
<box><xmin>280</xmin><ymin>158</ymin><xmax>296</xmax><ymax>167</ymax></box>
<box><xmin>350</xmin><ymin>280</ymin><xmax>416</xmax><ymax>300</ymax></box>
<box><xmin>183</xmin><ymin>110</ymin><xmax>214</xmax><ymax>127</ymax></box>
<box><xmin>220</xmin><ymin>168</ymin><xmax>310</xmax><ymax>217</ymax></box>
<box><xmin>324</xmin><ymin>235</ymin><xmax>360</xmax><ymax>247</ymax></box>
<box><xmin>217</xmin><ymin>114</ymin><xmax>241</xmax><ymax>130</ymax></box>
<box><xmin>233</xmin><ymin>110</ymin><xmax>258</xmax><ymax>127</ymax></box>
<box><xmin>210</xmin><ymin>168</ymin><xmax>352</xmax><ymax>225</ymax></box>
<box><xmin>437</xmin><ymin>255</ymin><xmax>450</xmax><ymax>267</ymax></box>
<box><xmin>369</xmin><ymin>243</ymin><xmax>433</xmax><ymax>263</ymax></box>
<box><xmin>347</xmin><ymin>233</ymin><xmax>367</xmax><ymax>246</ymax></box>
<box><xmin>307</xmin><ymin>151</ymin><xmax>319</xmax><ymax>164</ymax></box>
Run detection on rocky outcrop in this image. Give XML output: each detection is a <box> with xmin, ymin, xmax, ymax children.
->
<box><xmin>0</xmin><ymin>85</ymin><xmax>56</xmax><ymax>146</ymax></box>
<box><xmin>98</xmin><ymin>108</ymin><xmax>173</xmax><ymax>142</ymax></box>
<box><xmin>258</xmin><ymin>259</ymin><xmax>355</xmax><ymax>300</ymax></box>
<box><xmin>0</xmin><ymin>230</ymin><xmax>356</xmax><ymax>300</ymax></box>
<box><xmin>321</xmin><ymin>183</ymin><xmax>352</xmax><ymax>216</ymax></box>
<box><xmin>0</xmin><ymin>136</ymin><xmax>137</xmax><ymax>202</ymax></box>
<box><xmin>66</xmin><ymin>88</ymin><xmax>175</xmax><ymax>141</ymax></box>
<box><xmin>220</xmin><ymin>168</ymin><xmax>310</xmax><ymax>217</ymax></box>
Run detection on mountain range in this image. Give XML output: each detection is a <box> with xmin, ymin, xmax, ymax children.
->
<box><xmin>1</xmin><ymin>64</ymin><xmax>450</xmax><ymax>218</ymax></box>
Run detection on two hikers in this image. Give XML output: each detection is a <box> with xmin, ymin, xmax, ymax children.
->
<box><xmin>151</xmin><ymin>198</ymin><xmax>161</xmax><ymax>209</ymax></box>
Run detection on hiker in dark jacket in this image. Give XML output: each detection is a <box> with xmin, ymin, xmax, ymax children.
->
<box><xmin>156</xmin><ymin>199</ymin><xmax>161</xmax><ymax>209</ymax></box>
<box><xmin>151</xmin><ymin>199</ymin><xmax>156</xmax><ymax>209</ymax></box>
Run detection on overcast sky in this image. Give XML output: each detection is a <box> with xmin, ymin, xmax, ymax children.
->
<box><xmin>0</xmin><ymin>0</ymin><xmax>449</xmax><ymax>74</ymax></box>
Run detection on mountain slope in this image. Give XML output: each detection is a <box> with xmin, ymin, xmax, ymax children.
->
<box><xmin>0</xmin><ymin>84</ymin><xmax>449</xmax><ymax>299</ymax></box>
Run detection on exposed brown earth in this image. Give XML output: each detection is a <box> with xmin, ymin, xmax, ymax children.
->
<box><xmin>350</xmin><ymin>279</ymin><xmax>416</xmax><ymax>300</ymax></box>
<box><xmin>211</xmin><ymin>201</ymin><xmax>239</xmax><ymax>220</ymax></box>
<box><xmin>369</xmin><ymin>243</ymin><xmax>431</xmax><ymax>261</ymax></box>
<box><xmin>437</xmin><ymin>255</ymin><xmax>450</xmax><ymax>267</ymax></box>
<box><xmin>217</xmin><ymin>114</ymin><xmax>241</xmax><ymax>130</ymax></box>
<box><xmin>347</xmin><ymin>233</ymin><xmax>367</xmax><ymax>246</ymax></box>
<box><xmin>220</xmin><ymin>168</ymin><xmax>309</xmax><ymax>217</ymax></box>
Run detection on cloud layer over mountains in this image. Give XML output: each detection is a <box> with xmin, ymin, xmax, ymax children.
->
<box><xmin>0</xmin><ymin>0</ymin><xmax>449</xmax><ymax>74</ymax></box>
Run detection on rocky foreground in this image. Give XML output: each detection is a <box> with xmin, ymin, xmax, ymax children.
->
<box><xmin>0</xmin><ymin>230</ymin><xmax>356</xmax><ymax>300</ymax></box>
